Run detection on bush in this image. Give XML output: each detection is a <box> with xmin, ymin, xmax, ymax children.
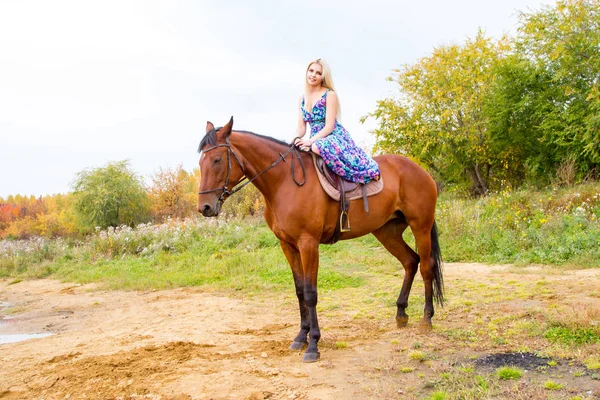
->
<box><xmin>72</xmin><ymin>160</ymin><xmax>150</xmax><ymax>232</ymax></box>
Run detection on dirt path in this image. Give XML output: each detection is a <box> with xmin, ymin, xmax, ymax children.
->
<box><xmin>1</xmin><ymin>263</ymin><xmax>599</xmax><ymax>399</ymax></box>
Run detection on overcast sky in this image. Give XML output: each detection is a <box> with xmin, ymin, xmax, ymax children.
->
<box><xmin>0</xmin><ymin>0</ymin><xmax>555</xmax><ymax>198</ymax></box>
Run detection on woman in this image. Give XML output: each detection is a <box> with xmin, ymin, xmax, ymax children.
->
<box><xmin>294</xmin><ymin>58</ymin><xmax>380</xmax><ymax>184</ymax></box>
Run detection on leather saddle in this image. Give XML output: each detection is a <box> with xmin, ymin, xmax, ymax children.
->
<box><xmin>312</xmin><ymin>155</ymin><xmax>383</xmax><ymax>240</ymax></box>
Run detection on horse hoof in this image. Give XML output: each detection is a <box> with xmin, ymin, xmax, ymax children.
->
<box><xmin>396</xmin><ymin>316</ymin><xmax>409</xmax><ymax>328</ymax></box>
<box><xmin>302</xmin><ymin>351</ymin><xmax>320</xmax><ymax>363</ymax></box>
<box><xmin>417</xmin><ymin>320</ymin><xmax>432</xmax><ymax>334</ymax></box>
<box><xmin>289</xmin><ymin>341</ymin><xmax>307</xmax><ymax>350</ymax></box>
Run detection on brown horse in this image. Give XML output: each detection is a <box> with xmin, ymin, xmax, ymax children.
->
<box><xmin>198</xmin><ymin>117</ymin><xmax>443</xmax><ymax>363</ymax></box>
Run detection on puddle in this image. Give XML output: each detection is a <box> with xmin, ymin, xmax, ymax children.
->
<box><xmin>0</xmin><ymin>301</ymin><xmax>20</xmax><ymax>326</ymax></box>
<box><xmin>0</xmin><ymin>317</ymin><xmax>21</xmax><ymax>326</ymax></box>
<box><xmin>0</xmin><ymin>301</ymin><xmax>55</xmax><ymax>344</ymax></box>
<box><xmin>0</xmin><ymin>333</ymin><xmax>53</xmax><ymax>344</ymax></box>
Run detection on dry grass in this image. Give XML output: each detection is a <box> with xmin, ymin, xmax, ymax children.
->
<box><xmin>309</xmin><ymin>262</ymin><xmax>600</xmax><ymax>399</ymax></box>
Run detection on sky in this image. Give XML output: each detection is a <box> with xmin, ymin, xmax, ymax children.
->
<box><xmin>0</xmin><ymin>0</ymin><xmax>556</xmax><ymax>198</ymax></box>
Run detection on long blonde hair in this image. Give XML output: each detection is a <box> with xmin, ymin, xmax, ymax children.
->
<box><xmin>304</xmin><ymin>58</ymin><xmax>341</xmax><ymax>120</ymax></box>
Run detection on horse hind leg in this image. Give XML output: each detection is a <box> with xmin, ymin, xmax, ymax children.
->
<box><xmin>372</xmin><ymin>219</ymin><xmax>420</xmax><ymax>328</ymax></box>
<box><xmin>412</xmin><ymin>221</ymin><xmax>444</xmax><ymax>333</ymax></box>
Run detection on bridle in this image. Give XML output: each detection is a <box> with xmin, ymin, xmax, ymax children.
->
<box><xmin>198</xmin><ymin>137</ymin><xmax>306</xmax><ymax>203</ymax></box>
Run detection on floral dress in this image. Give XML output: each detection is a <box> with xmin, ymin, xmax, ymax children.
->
<box><xmin>302</xmin><ymin>89</ymin><xmax>380</xmax><ymax>184</ymax></box>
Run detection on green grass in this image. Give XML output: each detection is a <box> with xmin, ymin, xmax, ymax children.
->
<box><xmin>334</xmin><ymin>341</ymin><xmax>349</xmax><ymax>349</ymax></box>
<box><xmin>435</xmin><ymin>183</ymin><xmax>600</xmax><ymax>267</ymax></box>
<box><xmin>0</xmin><ymin>219</ymin><xmax>365</xmax><ymax>292</ymax></box>
<box><xmin>2</xmin><ymin>183</ymin><xmax>599</xmax><ymax>287</ymax></box>
<box><xmin>544</xmin><ymin>326</ymin><xmax>600</xmax><ymax>345</ymax></box>
<box><xmin>543</xmin><ymin>380</ymin><xmax>564</xmax><ymax>390</ymax></box>
<box><xmin>430</xmin><ymin>366</ymin><xmax>498</xmax><ymax>399</ymax></box>
<box><xmin>496</xmin><ymin>366</ymin><xmax>524</xmax><ymax>380</ymax></box>
<box><xmin>428</xmin><ymin>392</ymin><xmax>448</xmax><ymax>400</ymax></box>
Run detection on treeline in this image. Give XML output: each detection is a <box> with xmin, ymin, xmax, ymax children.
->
<box><xmin>368</xmin><ymin>0</ymin><xmax>599</xmax><ymax>195</ymax></box>
<box><xmin>0</xmin><ymin>161</ymin><xmax>264</xmax><ymax>239</ymax></box>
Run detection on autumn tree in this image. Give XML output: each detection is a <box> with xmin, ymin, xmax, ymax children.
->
<box><xmin>149</xmin><ymin>165</ymin><xmax>197</xmax><ymax>221</ymax></box>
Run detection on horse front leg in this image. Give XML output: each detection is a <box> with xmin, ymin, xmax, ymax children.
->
<box><xmin>280</xmin><ymin>241</ymin><xmax>309</xmax><ymax>350</ymax></box>
<box><xmin>299</xmin><ymin>239</ymin><xmax>321</xmax><ymax>363</ymax></box>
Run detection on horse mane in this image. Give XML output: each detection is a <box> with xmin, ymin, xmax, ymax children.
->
<box><xmin>198</xmin><ymin>128</ymin><xmax>291</xmax><ymax>153</ymax></box>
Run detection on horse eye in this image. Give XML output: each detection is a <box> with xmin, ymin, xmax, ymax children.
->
<box><xmin>213</xmin><ymin>157</ymin><xmax>222</xmax><ymax>164</ymax></box>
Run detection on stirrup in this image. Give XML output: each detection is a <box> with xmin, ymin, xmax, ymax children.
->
<box><xmin>340</xmin><ymin>210</ymin><xmax>351</xmax><ymax>232</ymax></box>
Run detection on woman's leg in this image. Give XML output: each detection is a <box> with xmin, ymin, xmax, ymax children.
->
<box><xmin>311</xmin><ymin>142</ymin><xmax>321</xmax><ymax>156</ymax></box>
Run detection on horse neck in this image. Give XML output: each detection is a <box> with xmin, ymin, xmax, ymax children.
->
<box><xmin>229</xmin><ymin>131</ymin><xmax>290</xmax><ymax>196</ymax></box>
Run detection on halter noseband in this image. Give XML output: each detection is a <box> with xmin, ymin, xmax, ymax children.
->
<box><xmin>198</xmin><ymin>137</ymin><xmax>306</xmax><ymax>203</ymax></box>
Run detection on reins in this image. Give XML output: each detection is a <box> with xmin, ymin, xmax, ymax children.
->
<box><xmin>198</xmin><ymin>137</ymin><xmax>306</xmax><ymax>202</ymax></box>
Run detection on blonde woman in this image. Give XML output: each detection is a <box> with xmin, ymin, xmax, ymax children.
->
<box><xmin>294</xmin><ymin>58</ymin><xmax>380</xmax><ymax>183</ymax></box>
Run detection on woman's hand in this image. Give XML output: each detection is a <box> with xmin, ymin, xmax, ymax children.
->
<box><xmin>295</xmin><ymin>137</ymin><xmax>313</xmax><ymax>152</ymax></box>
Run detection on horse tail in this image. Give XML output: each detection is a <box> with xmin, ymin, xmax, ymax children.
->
<box><xmin>431</xmin><ymin>220</ymin><xmax>444</xmax><ymax>306</ymax></box>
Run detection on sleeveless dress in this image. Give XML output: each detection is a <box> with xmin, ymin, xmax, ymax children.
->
<box><xmin>302</xmin><ymin>89</ymin><xmax>380</xmax><ymax>184</ymax></box>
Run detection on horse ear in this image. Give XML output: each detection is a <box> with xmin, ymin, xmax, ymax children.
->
<box><xmin>216</xmin><ymin>116</ymin><xmax>234</xmax><ymax>140</ymax></box>
<box><xmin>206</xmin><ymin>121</ymin><xmax>215</xmax><ymax>133</ymax></box>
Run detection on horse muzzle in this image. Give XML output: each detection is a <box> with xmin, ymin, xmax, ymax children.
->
<box><xmin>198</xmin><ymin>200</ymin><xmax>222</xmax><ymax>217</ymax></box>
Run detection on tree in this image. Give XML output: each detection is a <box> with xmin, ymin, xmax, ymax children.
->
<box><xmin>484</xmin><ymin>54</ymin><xmax>556</xmax><ymax>184</ymax></box>
<box><xmin>72</xmin><ymin>160</ymin><xmax>150</xmax><ymax>231</ymax></box>
<box><xmin>149</xmin><ymin>165</ymin><xmax>197</xmax><ymax>221</ymax></box>
<box><xmin>516</xmin><ymin>0</ymin><xmax>600</xmax><ymax>176</ymax></box>
<box><xmin>367</xmin><ymin>30</ymin><xmax>510</xmax><ymax>195</ymax></box>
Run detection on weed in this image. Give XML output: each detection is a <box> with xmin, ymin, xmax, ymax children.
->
<box><xmin>428</xmin><ymin>391</ymin><xmax>448</xmax><ymax>400</ymax></box>
<box><xmin>409</xmin><ymin>350</ymin><xmax>428</xmax><ymax>362</ymax></box>
<box><xmin>431</xmin><ymin>367</ymin><xmax>498</xmax><ymax>398</ymax></box>
<box><xmin>475</xmin><ymin>375</ymin><xmax>490</xmax><ymax>390</ymax></box>
<box><xmin>457</xmin><ymin>366</ymin><xmax>474</xmax><ymax>374</ymax></box>
<box><xmin>334</xmin><ymin>341</ymin><xmax>348</xmax><ymax>349</ymax></box>
<box><xmin>542</xmin><ymin>380</ymin><xmax>563</xmax><ymax>390</ymax></box>
<box><xmin>496</xmin><ymin>366</ymin><xmax>523</xmax><ymax>380</ymax></box>
<box><xmin>585</xmin><ymin>356</ymin><xmax>600</xmax><ymax>370</ymax></box>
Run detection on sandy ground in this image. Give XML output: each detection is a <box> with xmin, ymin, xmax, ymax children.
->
<box><xmin>0</xmin><ymin>263</ymin><xmax>599</xmax><ymax>400</ymax></box>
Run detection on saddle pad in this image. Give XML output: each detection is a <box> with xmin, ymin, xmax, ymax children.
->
<box><xmin>311</xmin><ymin>154</ymin><xmax>384</xmax><ymax>201</ymax></box>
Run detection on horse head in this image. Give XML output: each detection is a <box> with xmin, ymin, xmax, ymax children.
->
<box><xmin>197</xmin><ymin>116</ymin><xmax>244</xmax><ymax>217</ymax></box>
